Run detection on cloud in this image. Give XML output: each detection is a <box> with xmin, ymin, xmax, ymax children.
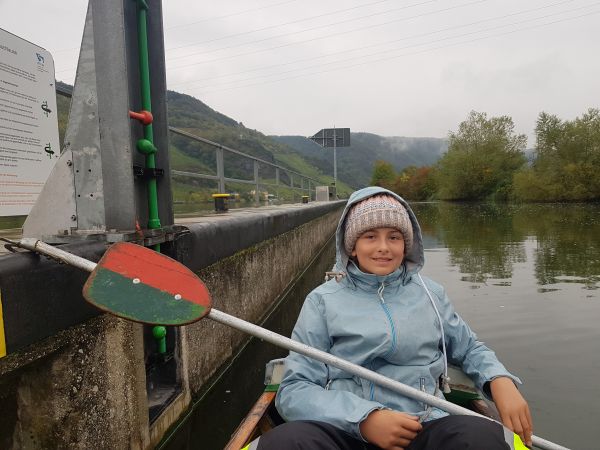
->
<box><xmin>2</xmin><ymin>0</ymin><xmax>598</xmax><ymax>141</ymax></box>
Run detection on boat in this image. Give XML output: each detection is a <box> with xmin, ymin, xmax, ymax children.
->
<box><xmin>224</xmin><ymin>360</ymin><xmax>501</xmax><ymax>450</ymax></box>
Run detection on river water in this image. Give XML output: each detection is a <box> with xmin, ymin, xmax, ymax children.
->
<box><xmin>162</xmin><ymin>202</ymin><xmax>599</xmax><ymax>450</ymax></box>
<box><xmin>412</xmin><ymin>203</ymin><xmax>599</xmax><ymax>450</ymax></box>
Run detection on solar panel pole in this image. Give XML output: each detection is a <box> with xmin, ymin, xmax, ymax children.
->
<box><xmin>308</xmin><ymin>127</ymin><xmax>349</xmax><ymax>197</ymax></box>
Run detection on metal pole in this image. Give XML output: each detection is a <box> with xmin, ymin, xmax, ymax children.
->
<box><xmin>15</xmin><ymin>238</ymin><xmax>570</xmax><ymax>450</ymax></box>
<box><xmin>135</xmin><ymin>0</ymin><xmax>161</xmax><ymax>233</ymax></box>
<box><xmin>254</xmin><ymin>161</ymin><xmax>260</xmax><ymax>204</ymax></box>
<box><xmin>208</xmin><ymin>308</ymin><xmax>472</xmax><ymax>415</ymax></box>
<box><xmin>333</xmin><ymin>126</ymin><xmax>337</xmax><ymax>189</ymax></box>
<box><xmin>216</xmin><ymin>146</ymin><xmax>225</xmax><ymax>193</ymax></box>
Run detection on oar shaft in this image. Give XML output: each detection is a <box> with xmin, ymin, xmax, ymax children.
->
<box><xmin>208</xmin><ymin>308</ymin><xmax>570</xmax><ymax>450</ymax></box>
<box><xmin>20</xmin><ymin>238</ymin><xmax>97</xmax><ymax>272</ymax></box>
<box><xmin>17</xmin><ymin>238</ymin><xmax>570</xmax><ymax>450</ymax></box>
<box><xmin>209</xmin><ymin>308</ymin><xmax>471</xmax><ymax>415</ymax></box>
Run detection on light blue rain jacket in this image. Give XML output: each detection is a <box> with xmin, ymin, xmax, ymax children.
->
<box><xmin>275</xmin><ymin>186</ymin><xmax>521</xmax><ymax>440</ymax></box>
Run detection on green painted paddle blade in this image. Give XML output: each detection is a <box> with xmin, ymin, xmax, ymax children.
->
<box><xmin>83</xmin><ymin>242</ymin><xmax>211</xmax><ymax>325</ymax></box>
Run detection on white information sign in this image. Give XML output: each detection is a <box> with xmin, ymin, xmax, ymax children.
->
<box><xmin>0</xmin><ymin>28</ymin><xmax>59</xmax><ymax>216</ymax></box>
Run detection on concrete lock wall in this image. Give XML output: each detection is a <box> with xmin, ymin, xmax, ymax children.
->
<box><xmin>0</xmin><ymin>202</ymin><xmax>343</xmax><ymax>449</ymax></box>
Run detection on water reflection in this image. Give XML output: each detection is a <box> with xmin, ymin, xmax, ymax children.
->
<box><xmin>412</xmin><ymin>202</ymin><xmax>600</xmax><ymax>288</ymax></box>
<box><xmin>515</xmin><ymin>204</ymin><xmax>600</xmax><ymax>289</ymax></box>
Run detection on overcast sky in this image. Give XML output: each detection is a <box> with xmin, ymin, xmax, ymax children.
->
<box><xmin>1</xmin><ymin>0</ymin><xmax>598</xmax><ymax>145</ymax></box>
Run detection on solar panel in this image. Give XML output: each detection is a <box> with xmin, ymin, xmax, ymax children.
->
<box><xmin>309</xmin><ymin>128</ymin><xmax>351</xmax><ymax>148</ymax></box>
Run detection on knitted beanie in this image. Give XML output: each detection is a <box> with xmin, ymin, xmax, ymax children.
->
<box><xmin>343</xmin><ymin>194</ymin><xmax>413</xmax><ymax>255</ymax></box>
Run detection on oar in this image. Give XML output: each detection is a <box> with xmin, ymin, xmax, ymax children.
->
<box><xmin>17</xmin><ymin>238</ymin><xmax>569</xmax><ymax>450</ymax></box>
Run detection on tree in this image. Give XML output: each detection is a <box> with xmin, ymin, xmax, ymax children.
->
<box><xmin>393</xmin><ymin>166</ymin><xmax>436</xmax><ymax>200</ymax></box>
<box><xmin>370</xmin><ymin>160</ymin><xmax>396</xmax><ymax>189</ymax></box>
<box><xmin>435</xmin><ymin>111</ymin><xmax>527</xmax><ymax>200</ymax></box>
<box><xmin>514</xmin><ymin>108</ymin><xmax>600</xmax><ymax>201</ymax></box>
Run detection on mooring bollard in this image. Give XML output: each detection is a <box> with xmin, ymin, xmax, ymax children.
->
<box><xmin>212</xmin><ymin>193</ymin><xmax>231</xmax><ymax>212</ymax></box>
<box><xmin>302</xmin><ymin>195</ymin><xmax>309</xmax><ymax>204</ymax></box>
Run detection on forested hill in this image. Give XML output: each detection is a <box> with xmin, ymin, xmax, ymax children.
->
<box><xmin>272</xmin><ymin>133</ymin><xmax>448</xmax><ymax>188</ymax></box>
<box><xmin>167</xmin><ymin>90</ymin><xmax>284</xmax><ymax>166</ymax></box>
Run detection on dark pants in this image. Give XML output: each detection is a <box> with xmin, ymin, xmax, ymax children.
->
<box><xmin>256</xmin><ymin>415</ymin><xmax>511</xmax><ymax>450</ymax></box>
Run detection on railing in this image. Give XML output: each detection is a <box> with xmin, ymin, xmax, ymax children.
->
<box><xmin>169</xmin><ymin>127</ymin><xmax>319</xmax><ymax>203</ymax></box>
<box><xmin>56</xmin><ymin>85</ymin><xmax>322</xmax><ymax>205</ymax></box>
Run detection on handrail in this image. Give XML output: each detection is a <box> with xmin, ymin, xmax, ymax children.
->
<box><xmin>168</xmin><ymin>127</ymin><xmax>321</xmax><ymax>186</ymax></box>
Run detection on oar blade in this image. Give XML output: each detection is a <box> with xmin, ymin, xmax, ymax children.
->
<box><xmin>83</xmin><ymin>242</ymin><xmax>211</xmax><ymax>325</ymax></box>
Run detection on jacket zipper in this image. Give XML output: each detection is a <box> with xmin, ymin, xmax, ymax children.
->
<box><xmin>377</xmin><ymin>282</ymin><xmax>397</xmax><ymax>358</ymax></box>
<box><xmin>419</xmin><ymin>377</ymin><xmax>427</xmax><ymax>409</ymax></box>
<box><xmin>368</xmin><ymin>282</ymin><xmax>398</xmax><ymax>401</ymax></box>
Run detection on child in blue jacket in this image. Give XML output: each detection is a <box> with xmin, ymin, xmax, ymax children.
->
<box><xmin>258</xmin><ymin>186</ymin><xmax>532</xmax><ymax>450</ymax></box>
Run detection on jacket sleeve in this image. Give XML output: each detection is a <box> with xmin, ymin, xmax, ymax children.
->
<box><xmin>275</xmin><ymin>292</ymin><xmax>386</xmax><ymax>440</ymax></box>
<box><xmin>425</xmin><ymin>278</ymin><xmax>522</xmax><ymax>393</ymax></box>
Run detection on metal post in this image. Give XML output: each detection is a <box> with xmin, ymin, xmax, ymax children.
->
<box><xmin>333</xmin><ymin>126</ymin><xmax>337</xmax><ymax>188</ymax></box>
<box><xmin>216</xmin><ymin>146</ymin><xmax>225</xmax><ymax>193</ymax></box>
<box><xmin>254</xmin><ymin>160</ymin><xmax>259</xmax><ymax>204</ymax></box>
<box><xmin>275</xmin><ymin>167</ymin><xmax>279</xmax><ymax>201</ymax></box>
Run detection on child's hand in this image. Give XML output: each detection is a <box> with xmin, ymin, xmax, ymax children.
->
<box><xmin>359</xmin><ymin>409</ymin><xmax>422</xmax><ymax>450</ymax></box>
<box><xmin>490</xmin><ymin>377</ymin><xmax>533</xmax><ymax>447</ymax></box>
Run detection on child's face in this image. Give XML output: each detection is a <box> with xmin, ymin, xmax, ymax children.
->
<box><xmin>351</xmin><ymin>227</ymin><xmax>405</xmax><ymax>275</ymax></box>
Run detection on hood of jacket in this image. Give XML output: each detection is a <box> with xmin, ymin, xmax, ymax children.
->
<box><xmin>333</xmin><ymin>186</ymin><xmax>424</xmax><ymax>284</ymax></box>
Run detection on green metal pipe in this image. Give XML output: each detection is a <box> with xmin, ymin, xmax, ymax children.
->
<box><xmin>152</xmin><ymin>326</ymin><xmax>167</xmax><ymax>354</ymax></box>
<box><xmin>135</xmin><ymin>0</ymin><xmax>164</xmax><ymax>351</ymax></box>
<box><xmin>136</xmin><ymin>0</ymin><xmax>161</xmax><ymax>232</ymax></box>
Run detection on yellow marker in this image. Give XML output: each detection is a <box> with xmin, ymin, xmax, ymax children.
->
<box><xmin>240</xmin><ymin>438</ymin><xmax>259</xmax><ymax>450</ymax></box>
<box><xmin>503</xmin><ymin>425</ymin><xmax>529</xmax><ymax>450</ymax></box>
<box><xmin>513</xmin><ymin>433</ymin><xmax>529</xmax><ymax>450</ymax></box>
<box><xmin>0</xmin><ymin>291</ymin><xmax>6</xmax><ymax>358</ymax></box>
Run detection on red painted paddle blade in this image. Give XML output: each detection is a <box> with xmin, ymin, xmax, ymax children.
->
<box><xmin>83</xmin><ymin>242</ymin><xmax>211</xmax><ymax>325</ymax></box>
